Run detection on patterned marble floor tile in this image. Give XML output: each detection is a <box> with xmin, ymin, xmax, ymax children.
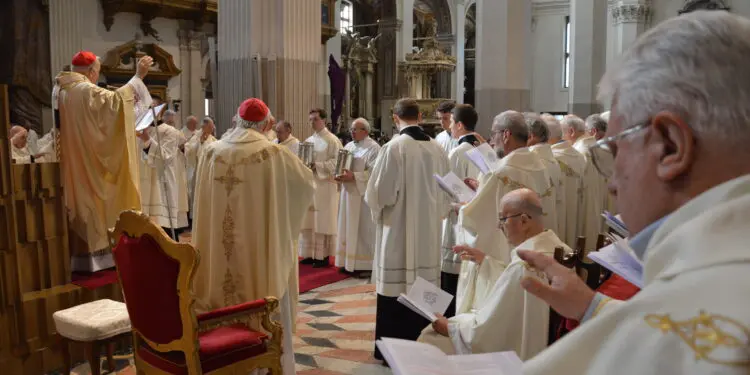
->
<box><xmin>317</xmin><ymin>348</ymin><xmax>382</xmax><ymax>364</ymax></box>
<box><xmin>333</xmin><ymin>306</ymin><xmax>378</xmax><ymax>316</ymax></box>
<box><xmin>324</xmin><ymin>293</ymin><xmax>372</xmax><ymax>303</ymax></box>
<box><xmin>330</xmin><ymin>338</ymin><xmax>379</xmax><ymax>351</ymax></box>
<box><xmin>307</xmin><ymin>316</ymin><xmax>345</xmax><ymax>324</ymax></box>
<box><xmin>314</xmin><ymin>356</ymin><xmax>390</xmax><ymax>375</ymax></box>
<box><xmin>330</xmin><ymin>299</ymin><xmax>377</xmax><ymax>310</ymax></box>
<box><xmin>334</xmin><ymin>314</ymin><xmax>376</xmax><ymax>323</ymax></box>
<box><xmin>296</xmin><ymin>369</ymin><xmax>350</xmax><ymax>375</ymax></box>
<box><xmin>330</xmin><ymin>330</ymin><xmax>376</xmax><ymax>341</ymax></box>
<box><xmin>317</xmin><ymin>284</ymin><xmax>376</xmax><ymax>298</ymax></box>
<box><xmin>334</xmin><ymin>322</ymin><xmax>376</xmax><ymax>331</ymax></box>
<box><xmin>295</xmin><ymin>345</ymin><xmax>338</xmax><ymax>356</ymax></box>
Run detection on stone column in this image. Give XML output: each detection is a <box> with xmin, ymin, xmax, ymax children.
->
<box><xmin>189</xmin><ymin>31</ymin><xmax>205</xmax><ymax>121</ymax></box>
<box><xmin>454</xmin><ymin>0</ymin><xmax>467</xmax><ymax>103</ymax></box>
<box><xmin>321</xmin><ymin>0</ymin><xmax>342</xmax><ymax>128</ymax></box>
<box><xmin>178</xmin><ymin>29</ymin><xmax>192</xmax><ymax>124</ymax></box>
<box><xmin>377</xmin><ymin>0</ymin><xmax>401</xmax><ymax>135</ymax></box>
<box><xmin>474</xmin><ymin>0</ymin><xmax>532</xmax><ymax>136</ymax></box>
<box><xmin>436</xmin><ymin>33</ymin><xmax>454</xmax><ymax>99</ymax></box>
<box><xmin>610</xmin><ymin>1</ymin><xmax>652</xmax><ymax>57</ymax></box>
<box><xmin>568</xmin><ymin>0</ymin><xmax>608</xmax><ymax>116</ymax></box>
<box><xmin>399</xmin><ymin>0</ymin><xmax>415</xmax><ymax>61</ymax></box>
<box><xmin>48</xmin><ymin>1</ymin><xmax>84</xmax><ymax>77</ymax></box>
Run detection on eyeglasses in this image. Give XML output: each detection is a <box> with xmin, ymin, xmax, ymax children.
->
<box><xmin>497</xmin><ymin>213</ymin><xmax>524</xmax><ymax>225</ymax></box>
<box><xmin>589</xmin><ymin>123</ymin><xmax>649</xmax><ymax>178</ymax></box>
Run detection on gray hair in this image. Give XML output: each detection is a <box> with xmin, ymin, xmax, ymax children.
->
<box><xmin>163</xmin><ymin>110</ymin><xmax>177</xmax><ymax>118</ymax></box>
<box><xmin>202</xmin><ymin>116</ymin><xmax>214</xmax><ymax>124</ymax></box>
<box><xmin>560</xmin><ymin>114</ymin><xmax>585</xmax><ymax>133</ymax></box>
<box><xmin>275</xmin><ymin>120</ymin><xmax>293</xmax><ymax>132</ymax></box>
<box><xmin>541</xmin><ymin>113</ymin><xmax>563</xmax><ymax>140</ymax></box>
<box><xmin>352</xmin><ymin>117</ymin><xmax>371</xmax><ymax>133</ymax></box>
<box><xmin>236</xmin><ymin>111</ymin><xmax>273</xmax><ymax>130</ymax></box>
<box><xmin>585</xmin><ymin>114</ymin><xmax>608</xmax><ymax>134</ymax></box>
<box><xmin>598</xmin><ymin>11</ymin><xmax>750</xmax><ymax>148</ymax></box>
<box><xmin>600</xmin><ymin>111</ymin><xmax>610</xmax><ymax>122</ymax></box>
<box><xmin>492</xmin><ymin>110</ymin><xmax>529</xmax><ymax>143</ymax></box>
<box><xmin>524</xmin><ymin>112</ymin><xmax>549</xmax><ymax>143</ymax></box>
<box><xmin>71</xmin><ymin>57</ymin><xmax>101</xmax><ymax>74</ymax></box>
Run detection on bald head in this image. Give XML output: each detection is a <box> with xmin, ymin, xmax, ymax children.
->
<box><xmin>9</xmin><ymin>125</ymin><xmax>27</xmax><ymax>148</ymax></box>
<box><xmin>500</xmin><ymin>188</ymin><xmax>544</xmax><ymax>220</ymax></box>
<box><xmin>186</xmin><ymin>116</ymin><xmax>198</xmax><ymax>131</ymax></box>
<box><xmin>499</xmin><ymin>188</ymin><xmax>545</xmax><ymax>246</ymax></box>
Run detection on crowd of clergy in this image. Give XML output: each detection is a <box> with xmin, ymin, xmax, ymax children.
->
<box><xmin>31</xmin><ymin>9</ymin><xmax>750</xmax><ymax>374</ymax></box>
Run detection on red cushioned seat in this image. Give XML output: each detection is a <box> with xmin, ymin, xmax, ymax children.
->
<box><xmin>137</xmin><ymin>324</ymin><xmax>269</xmax><ymax>375</ymax></box>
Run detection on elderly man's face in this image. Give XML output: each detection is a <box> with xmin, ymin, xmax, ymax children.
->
<box><xmin>275</xmin><ymin>124</ymin><xmax>290</xmax><ymax>141</ymax></box>
<box><xmin>350</xmin><ymin>121</ymin><xmax>368</xmax><ymax>142</ymax></box>
<box><xmin>187</xmin><ymin>118</ymin><xmax>198</xmax><ymax>131</ymax></box>
<box><xmin>499</xmin><ymin>205</ymin><xmax>528</xmax><ymax>247</ymax></box>
<box><xmin>10</xmin><ymin>128</ymin><xmax>27</xmax><ymax>149</ymax></box>
<box><xmin>163</xmin><ymin>114</ymin><xmax>175</xmax><ymax>126</ymax></box>
<box><xmin>201</xmin><ymin>121</ymin><xmax>215</xmax><ymax>135</ymax></box>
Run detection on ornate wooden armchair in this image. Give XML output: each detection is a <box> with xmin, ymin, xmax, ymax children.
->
<box><xmin>108</xmin><ymin>210</ymin><xmax>283</xmax><ymax>374</ymax></box>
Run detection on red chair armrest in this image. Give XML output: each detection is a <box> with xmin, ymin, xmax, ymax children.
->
<box><xmin>197</xmin><ymin>299</ymin><xmax>268</xmax><ymax>322</ymax></box>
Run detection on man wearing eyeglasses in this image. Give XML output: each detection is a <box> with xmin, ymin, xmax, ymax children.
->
<box><xmin>418</xmin><ymin>188</ymin><xmax>570</xmax><ymax>359</ymax></box>
<box><xmin>520</xmin><ymin>11</ymin><xmax>750</xmax><ymax>374</ymax></box>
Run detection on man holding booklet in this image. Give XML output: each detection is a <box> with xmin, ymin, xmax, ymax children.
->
<box><xmin>417</xmin><ymin>189</ymin><xmax>570</xmax><ymax>360</ymax></box>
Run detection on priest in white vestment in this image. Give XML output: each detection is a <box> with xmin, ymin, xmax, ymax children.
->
<box><xmin>192</xmin><ymin>98</ymin><xmax>315</xmax><ymax>375</ymax></box>
<box><xmin>526</xmin><ymin>113</ymin><xmax>561</xmax><ymax>234</ymax></box>
<box><xmin>181</xmin><ymin>115</ymin><xmax>198</xmax><ymax>141</ymax></box>
<box><xmin>551</xmin><ymin>138</ymin><xmax>586</xmax><ymax>247</ymax></box>
<box><xmin>273</xmin><ymin>120</ymin><xmax>300</xmax><ymax>156</ymax></box>
<box><xmin>454</xmin><ymin>111</ymin><xmax>552</xmax><ymax>315</ymax></box>
<box><xmin>586</xmin><ymin>113</ymin><xmax>616</xmax><ymax>214</ymax></box>
<box><xmin>138</xmin><ymin>120</ymin><xmax>189</xmax><ymax>240</ymax></box>
<box><xmin>299</xmin><ymin>108</ymin><xmax>343</xmax><ymax>267</ymax></box>
<box><xmin>334</xmin><ymin>118</ymin><xmax>381</xmax><ymax>274</ymax></box>
<box><xmin>365</xmin><ymin>98</ymin><xmax>450</xmax><ymax>362</ymax></box>
<box><xmin>434</xmin><ymin>100</ymin><xmax>458</xmax><ymax>153</ymax></box>
<box><xmin>419</xmin><ymin>189</ymin><xmax>570</xmax><ymax>359</ymax></box>
<box><xmin>522</xmin><ymin>14</ymin><xmax>750</xmax><ymax>374</ymax></box>
<box><xmin>562</xmin><ymin>115</ymin><xmax>602</xmax><ymax>251</ymax></box>
<box><xmin>441</xmin><ymin>104</ymin><xmax>481</xmax><ymax>317</ymax></box>
<box><xmin>184</xmin><ymin>117</ymin><xmax>217</xmax><ymax>214</ymax></box>
<box><xmin>55</xmin><ymin>51</ymin><xmax>153</xmax><ymax>272</ymax></box>
<box><xmin>9</xmin><ymin>125</ymin><xmax>31</xmax><ymax>164</ymax></box>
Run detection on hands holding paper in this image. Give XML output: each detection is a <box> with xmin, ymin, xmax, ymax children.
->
<box><xmin>432</xmin><ymin>314</ymin><xmax>450</xmax><ymax>336</ymax></box>
<box><xmin>517</xmin><ymin>250</ymin><xmax>596</xmax><ymax>320</ymax></box>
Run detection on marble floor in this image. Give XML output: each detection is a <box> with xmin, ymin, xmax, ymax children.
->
<box><xmin>58</xmin><ymin>277</ymin><xmax>390</xmax><ymax>375</ymax></box>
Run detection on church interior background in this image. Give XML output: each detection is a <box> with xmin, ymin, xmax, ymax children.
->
<box><xmin>0</xmin><ymin>0</ymin><xmax>738</xmax><ymax>374</ymax></box>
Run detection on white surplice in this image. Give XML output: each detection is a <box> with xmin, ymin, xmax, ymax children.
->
<box><xmin>191</xmin><ymin>128</ymin><xmax>315</xmax><ymax>375</ymax></box>
<box><xmin>275</xmin><ymin>136</ymin><xmax>300</xmax><ymax>156</ymax></box>
<box><xmin>531</xmin><ymin>143</ymin><xmax>563</xmax><ymax>236</ymax></box>
<box><xmin>524</xmin><ymin>174</ymin><xmax>750</xmax><ymax>375</ymax></box>
<box><xmin>419</xmin><ymin>230</ymin><xmax>571</xmax><ymax>359</ymax></box>
<box><xmin>435</xmin><ymin>130</ymin><xmax>458</xmax><ymax>154</ymax></box>
<box><xmin>335</xmin><ymin>137</ymin><xmax>381</xmax><ymax>272</ymax></box>
<box><xmin>185</xmin><ymin>131</ymin><xmax>217</xmax><ymax>215</ymax></box>
<box><xmin>551</xmin><ymin>141</ymin><xmax>587</xmax><ymax>247</ymax></box>
<box><xmin>299</xmin><ymin>128</ymin><xmax>344</xmax><ymax>260</ymax></box>
<box><xmin>141</xmin><ymin>124</ymin><xmax>189</xmax><ymax>229</ymax></box>
<box><xmin>11</xmin><ymin>145</ymin><xmax>31</xmax><ymax>164</ymax></box>
<box><xmin>365</xmin><ymin>127</ymin><xmax>451</xmax><ymax>296</ymax></box>
<box><xmin>455</xmin><ymin>148</ymin><xmax>552</xmax><ymax>315</ymax></box>
<box><xmin>573</xmin><ymin>136</ymin><xmax>603</xmax><ymax>251</ymax></box>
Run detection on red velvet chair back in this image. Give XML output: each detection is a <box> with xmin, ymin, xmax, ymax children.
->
<box><xmin>109</xmin><ymin>210</ymin><xmax>201</xmax><ymax>351</ymax></box>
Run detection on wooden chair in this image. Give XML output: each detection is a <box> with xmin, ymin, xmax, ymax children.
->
<box><xmin>573</xmin><ymin>236</ymin><xmax>610</xmax><ymax>290</ymax></box>
<box><xmin>548</xmin><ymin>246</ymin><xmax>575</xmax><ymax>345</ymax></box>
<box><xmin>108</xmin><ymin>210</ymin><xmax>284</xmax><ymax>375</ymax></box>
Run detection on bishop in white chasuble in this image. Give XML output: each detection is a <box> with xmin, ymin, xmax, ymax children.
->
<box><xmin>139</xmin><ymin>124</ymin><xmax>189</xmax><ymax>235</ymax></box>
<box><xmin>524</xmin><ymin>175</ymin><xmax>750</xmax><ymax>375</ymax></box>
<box><xmin>335</xmin><ymin>131</ymin><xmax>381</xmax><ymax>272</ymax></box>
<box><xmin>551</xmin><ymin>141</ymin><xmax>587</xmax><ymax>247</ymax></box>
<box><xmin>455</xmin><ymin>147</ymin><xmax>552</xmax><ymax>315</ymax></box>
<box><xmin>273</xmin><ymin>120</ymin><xmax>300</xmax><ymax>156</ymax></box>
<box><xmin>299</xmin><ymin>126</ymin><xmax>343</xmax><ymax>263</ymax></box>
<box><xmin>365</xmin><ymin>99</ymin><xmax>451</xmax><ymax>362</ymax></box>
<box><xmin>55</xmin><ymin>51</ymin><xmax>153</xmax><ymax>272</ymax></box>
<box><xmin>192</xmin><ymin>98</ymin><xmax>315</xmax><ymax>375</ymax></box>
<box><xmin>573</xmin><ymin>135</ymin><xmax>603</xmax><ymax>251</ymax></box>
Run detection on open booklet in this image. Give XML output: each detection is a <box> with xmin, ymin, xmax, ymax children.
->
<box><xmin>135</xmin><ymin>103</ymin><xmax>167</xmax><ymax>131</ymax></box>
<box><xmin>601</xmin><ymin>211</ymin><xmax>629</xmax><ymax>238</ymax></box>
<box><xmin>397</xmin><ymin>277</ymin><xmax>454</xmax><ymax>322</ymax></box>
<box><xmin>465</xmin><ymin>143</ymin><xmax>499</xmax><ymax>175</ymax></box>
<box><xmin>434</xmin><ymin>172</ymin><xmax>476</xmax><ymax>203</ymax></box>
<box><xmin>587</xmin><ymin>235</ymin><xmax>644</xmax><ymax>288</ymax></box>
<box><xmin>376</xmin><ymin>338</ymin><xmax>522</xmax><ymax>375</ymax></box>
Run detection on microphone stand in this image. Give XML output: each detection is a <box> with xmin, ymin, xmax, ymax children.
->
<box><xmin>149</xmin><ymin>106</ymin><xmax>177</xmax><ymax>241</ymax></box>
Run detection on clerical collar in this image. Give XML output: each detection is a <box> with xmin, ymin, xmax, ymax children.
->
<box><xmin>399</xmin><ymin>125</ymin><xmax>430</xmax><ymax>141</ymax></box>
<box><xmin>629</xmin><ymin>215</ymin><xmax>669</xmax><ymax>260</ymax></box>
<box><xmin>457</xmin><ymin>133</ymin><xmax>480</xmax><ymax>147</ymax></box>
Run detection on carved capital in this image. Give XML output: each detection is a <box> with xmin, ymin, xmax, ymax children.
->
<box><xmin>178</xmin><ymin>29</ymin><xmax>190</xmax><ymax>51</ymax></box>
<box><xmin>611</xmin><ymin>3</ymin><xmax>652</xmax><ymax>25</ymax></box>
<box><xmin>189</xmin><ymin>31</ymin><xmax>204</xmax><ymax>51</ymax></box>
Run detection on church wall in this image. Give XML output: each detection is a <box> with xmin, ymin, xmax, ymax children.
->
<box><xmin>531</xmin><ymin>11</ymin><xmax>570</xmax><ymax>113</ymax></box>
<box><xmin>650</xmin><ymin>0</ymin><xmax>750</xmax><ymax>25</ymax></box>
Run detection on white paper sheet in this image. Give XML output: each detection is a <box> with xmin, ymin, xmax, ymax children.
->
<box><xmin>135</xmin><ymin>103</ymin><xmax>167</xmax><ymax>131</ymax></box>
<box><xmin>587</xmin><ymin>238</ymin><xmax>643</xmax><ymax>288</ymax></box>
<box><xmin>397</xmin><ymin>277</ymin><xmax>454</xmax><ymax>322</ymax></box>
<box><xmin>465</xmin><ymin>143</ymin><xmax>498</xmax><ymax>175</ymax></box>
<box><xmin>602</xmin><ymin>211</ymin><xmax>629</xmax><ymax>238</ymax></box>
<box><xmin>434</xmin><ymin>172</ymin><xmax>477</xmax><ymax>203</ymax></box>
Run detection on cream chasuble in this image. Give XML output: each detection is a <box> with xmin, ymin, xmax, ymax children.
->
<box><xmin>335</xmin><ymin>137</ymin><xmax>381</xmax><ymax>272</ymax></box>
<box><xmin>365</xmin><ymin>128</ymin><xmax>450</xmax><ymax>296</ymax></box>
<box><xmin>33</xmin><ymin>130</ymin><xmax>58</xmax><ymax>163</ymax></box>
<box><xmin>55</xmin><ymin>71</ymin><xmax>149</xmax><ymax>271</ymax></box>
<box><xmin>141</xmin><ymin>124</ymin><xmax>189</xmax><ymax>229</ymax></box>
<box><xmin>11</xmin><ymin>145</ymin><xmax>31</xmax><ymax>164</ymax></box>
<box><xmin>435</xmin><ymin>130</ymin><xmax>458</xmax><ymax>154</ymax></box>
<box><xmin>299</xmin><ymin>128</ymin><xmax>343</xmax><ymax>260</ymax></box>
<box><xmin>265</xmin><ymin>129</ymin><xmax>277</xmax><ymax>141</ymax></box>
<box><xmin>573</xmin><ymin>136</ymin><xmax>603</xmax><ymax>251</ymax></box>
<box><xmin>185</xmin><ymin>130</ymin><xmax>217</xmax><ymax>215</ymax></box>
<box><xmin>455</xmin><ymin>148</ymin><xmax>552</xmax><ymax>315</ymax></box>
<box><xmin>192</xmin><ymin>128</ymin><xmax>315</xmax><ymax>375</ymax></box>
<box><xmin>530</xmin><ymin>143</ymin><xmax>563</xmax><ymax>235</ymax></box>
<box><xmin>551</xmin><ymin>141</ymin><xmax>586</xmax><ymax>247</ymax></box>
<box><xmin>419</xmin><ymin>230</ymin><xmax>571</xmax><ymax>359</ymax></box>
<box><xmin>275</xmin><ymin>136</ymin><xmax>300</xmax><ymax>156</ymax></box>
<box><xmin>524</xmin><ymin>175</ymin><xmax>750</xmax><ymax>375</ymax></box>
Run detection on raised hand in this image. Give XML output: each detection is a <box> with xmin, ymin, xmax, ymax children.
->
<box><xmin>517</xmin><ymin>250</ymin><xmax>596</xmax><ymax>320</ymax></box>
<box><xmin>453</xmin><ymin>245</ymin><xmax>485</xmax><ymax>265</ymax></box>
<box><xmin>136</xmin><ymin>56</ymin><xmax>154</xmax><ymax>79</ymax></box>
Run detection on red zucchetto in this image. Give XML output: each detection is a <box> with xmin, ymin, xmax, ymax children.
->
<box><xmin>238</xmin><ymin>98</ymin><xmax>270</xmax><ymax>122</ymax></box>
<box><xmin>71</xmin><ymin>51</ymin><xmax>97</xmax><ymax>67</ymax></box>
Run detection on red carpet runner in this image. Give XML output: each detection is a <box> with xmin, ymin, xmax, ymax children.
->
<box><xmin>298</xmin><ymin>257</ymin><xmax>351</xmax><ymax>293</ymax></box>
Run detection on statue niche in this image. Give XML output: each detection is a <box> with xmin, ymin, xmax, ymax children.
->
<box><xmin>100</xmin><ymin>34</ymin><xmax>182</xmax><ymax>103</ymax></box>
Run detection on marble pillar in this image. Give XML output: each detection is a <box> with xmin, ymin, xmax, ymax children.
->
<box><xmin>378</xmin><ymin>0</ymin><xmax>401</xmax><ymax>136</ymax></box>
<box><xmin>474</xmin><ymin>0</ymin><xmax>532</xmax><ymax>136</ymax></box>
<box><xmin>436</xmin><ymin>33</ymin><xmax>455</xmax><ymax>99</ymax></box>
<box><xmin>321</xmin><ymin>0</ymin><xmax>342</xmax><ymax>129</ymax></box>
<box><xmin>189</xmin><ymin>31</ymin><xmax>205</xmax><ymax>121</ymax></box>
<box><xmin>399</xmin><ymin>0</ymin><xmax>415</xmax><ymax>61</ymax></box>
<box><xmin>610</xmin><ymin>1</ymin><xmax>652</xmax><ymax>57</ymax></box>
<box><xmin>178</xmin><ymin>29</ymin><xmax>192</xmax><ymax>124</ymax></box>
<box><xmin>568</xmin><ymin>0</ymin><xmax>608</xmax><ymax>117</ymax></box>
<box><xmin>454</xmin><ymin>0</ymin><xmax>467</xmax><ymax>103</ymax></box>
<box><xmin>48</xmin><ymin>0</ymin><xmax>84</xmax><ymax>77</ymax></box>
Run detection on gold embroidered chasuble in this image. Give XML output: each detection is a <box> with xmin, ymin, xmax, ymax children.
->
<box><xmin>551</xmin><ymin>141</ymin><xmax>587</xmax><ymax>247</ymax></box>
<box><xmin>55</xmin><ymin>71</ymin><xmax>145</xmax><ymax>255</ymax></box>
<box><xmin>191</xmin><ymin>127</ymin><xmax>315</xmax><ymax>330</ymax></box>
<box><xmin>573</xmin><ymin>136</ymin><xmax>604</xmax><ymax>251</ymax></box>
